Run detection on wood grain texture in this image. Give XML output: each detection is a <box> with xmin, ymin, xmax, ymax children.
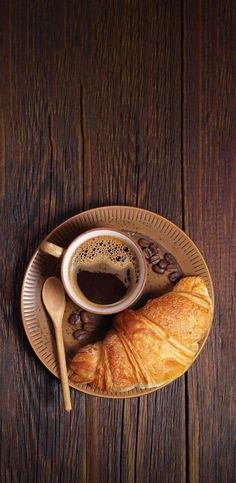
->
<box><xmin>0</xmin><ymin>0</ymin><xmax>234</xmax><ymax>482</ymax></box>
<box><xmin>183</xmin><ymin>1</ymin><xmax>236</xmax><ymax>482</ymax></box>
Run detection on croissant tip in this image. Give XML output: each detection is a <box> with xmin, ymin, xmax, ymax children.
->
<box><xmin>174</xmin><ymin>275</ymin><xmax>209</xmax><ymax>293</ymax></box>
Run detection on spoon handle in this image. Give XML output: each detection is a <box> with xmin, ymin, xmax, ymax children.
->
<box><xmin>54</xmin><ymin>326</ymin><xmax>72</xmax><ymax>412</ymax></box>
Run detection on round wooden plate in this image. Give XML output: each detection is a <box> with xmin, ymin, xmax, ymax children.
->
<box><xmin>21</xmin><ymin>206</ymin><xmax>214</xmax><ymax>399</ymax></box>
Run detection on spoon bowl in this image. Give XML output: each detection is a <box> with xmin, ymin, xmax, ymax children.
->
<box><xmin>42</xmin><ymin>277</ymin><xmax>66</xmax><ymax>321</ymax></box>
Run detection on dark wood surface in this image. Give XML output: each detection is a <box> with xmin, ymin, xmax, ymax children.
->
<box><xmin>0</xmin><ymin>1</ymin><xmax>235</xmax><ymax>482</ymax></box>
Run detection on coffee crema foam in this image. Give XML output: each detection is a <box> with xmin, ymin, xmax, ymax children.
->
<box><xmin>69</xmin><ymin>236</ymin><xmax>140</xmax><ymax>303</ymax></box>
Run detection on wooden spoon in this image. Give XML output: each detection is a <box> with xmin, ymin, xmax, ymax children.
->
<box><xmin>42</xmin><ymin>277</ymin><xmax>72</xmax><ymax>412</ymax></box>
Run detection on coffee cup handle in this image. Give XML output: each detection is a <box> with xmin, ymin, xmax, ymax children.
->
<box><xmin>40</xmin><ymin>240</ymin><xmax>64</xmax><ymax>258</ymax></box>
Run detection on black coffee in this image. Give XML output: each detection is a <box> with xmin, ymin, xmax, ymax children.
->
<box><xmin>69</xmin><ymin>236</ymin><xmax>139</xmax><ymax>306</ymax></box>
<box><xmin>77</xmin><ymin>270</ymin><xmax>128</xmax><ymax>304</ymax></box>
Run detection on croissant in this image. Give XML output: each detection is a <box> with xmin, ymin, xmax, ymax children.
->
<box><xmin>70</xmin><ymin>277</ymin><xmax>213</xmax><ymax>392</ymax></box>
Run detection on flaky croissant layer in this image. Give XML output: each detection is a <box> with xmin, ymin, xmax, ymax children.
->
<box><xmin>70</xmin><ymin>277</ymin><xmax>213</xmax><ymax>392</ymax></box>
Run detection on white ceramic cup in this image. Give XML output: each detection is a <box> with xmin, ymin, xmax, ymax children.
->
<box><xmin>40</xmin><ymin>228</ymin><xmax>147</xmax><ymax>315</ymax></box>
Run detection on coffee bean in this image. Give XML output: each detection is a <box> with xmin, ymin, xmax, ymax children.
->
<box><xmin>143</xmin><ymin>247</ymin><xmax>152</xmax><ymax>259</ymax></box>
<box><xmin>138</xmin><ymin>238</ymin><xmax>150</xmax><ymax>248</ymax></box>
<box><xmin>167</xmin><ymin>264</ymin><xmax>179</xmax><ymax>272</ymax></box>
<box><xmin>91</xmin><ymin>314</ymin><xmax>104</xmax><ymax>326</ymax></box>
<box><xmin>164</xmin><ymin>253</ymin><xmax>177</xmax><ymax>264</ymax></box>
<box><xmin>169</xmin><ymin>272</ymin><xmax>182</xmax><ymax>283</ymax></box>
<box><xmin>149</xmin><ymin>243</ymin><xmax>160</xmax><ymax>255</ymax></box>
<box><xmin>150</xmin><ymin>254</ymin><xmax>161</xmax><ymax>265</ymax></box>
<box><xmin>152</xmin><ymin>264</ymin><xmax>165</xmax><ymax>274</ymax></box>
<box><xmin>68</xmin><ymin>312</ymin><xmax>81</xmax><ymax>325</ymax></box>
<box><xmin>73</xmin><ymin>329</ymin><xmax>88</xmax><ymax>341</ymax></box>
<box><xmin>83</xmin><ymin>322</ymin><xmax>97</xmax><ymax>333</ymax></box>
<box><xmin>158</xmin><ymin>259</ymin><xmax>168</xmax><ymax>269</ymax></box>
<box><xmin>80</xmin><ymin>310</ymin><xmax>92</xmax><ymax>324</ymax></box>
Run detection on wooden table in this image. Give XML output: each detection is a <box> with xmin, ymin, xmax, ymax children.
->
<box><xmin>0</xmin><ymin>1</ymin><xmax>235</xmax><ymax>482</ymax></box>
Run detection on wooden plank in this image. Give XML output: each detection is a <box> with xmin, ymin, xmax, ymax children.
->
<box><xmin>78</xmin><ymin>1</ymin><xmax>185</xmax><ymax>482</ymax></box>
<box><xmin>0</xmin><ymin>1</ymin><xmax>185</xmax><ymax>482</ymax></box>
<box><xmin>0</xmin><ymin>2</ymin><xmax>87</xmax><ymax>483</ymax></box>
<box><xmin>183</xmin><ymin>1</ymin><xmax>236</xmax><ymax>482</ymax></box>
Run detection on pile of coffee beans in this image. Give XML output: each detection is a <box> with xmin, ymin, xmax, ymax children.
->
<box><xmin>68</xmin><ymin>310</ymin><xmax>100</xmax><ymax>341</ymax></box>
<box><xmin>138</xmin><ymin>238</ymin><xmax>182</xmax><ymax>283</ymax></box>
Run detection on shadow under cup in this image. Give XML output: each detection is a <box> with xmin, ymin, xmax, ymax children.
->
<box><xmin>61</xmin><ymin>229</ymin><xmax>147</xmax><ymax>315</ymax></box>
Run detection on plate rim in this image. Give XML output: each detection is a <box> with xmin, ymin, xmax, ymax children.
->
<box><xmin>21</xmin><ymin>205</ymin><xmax>214</xmax><ymax>399</ymax></box>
